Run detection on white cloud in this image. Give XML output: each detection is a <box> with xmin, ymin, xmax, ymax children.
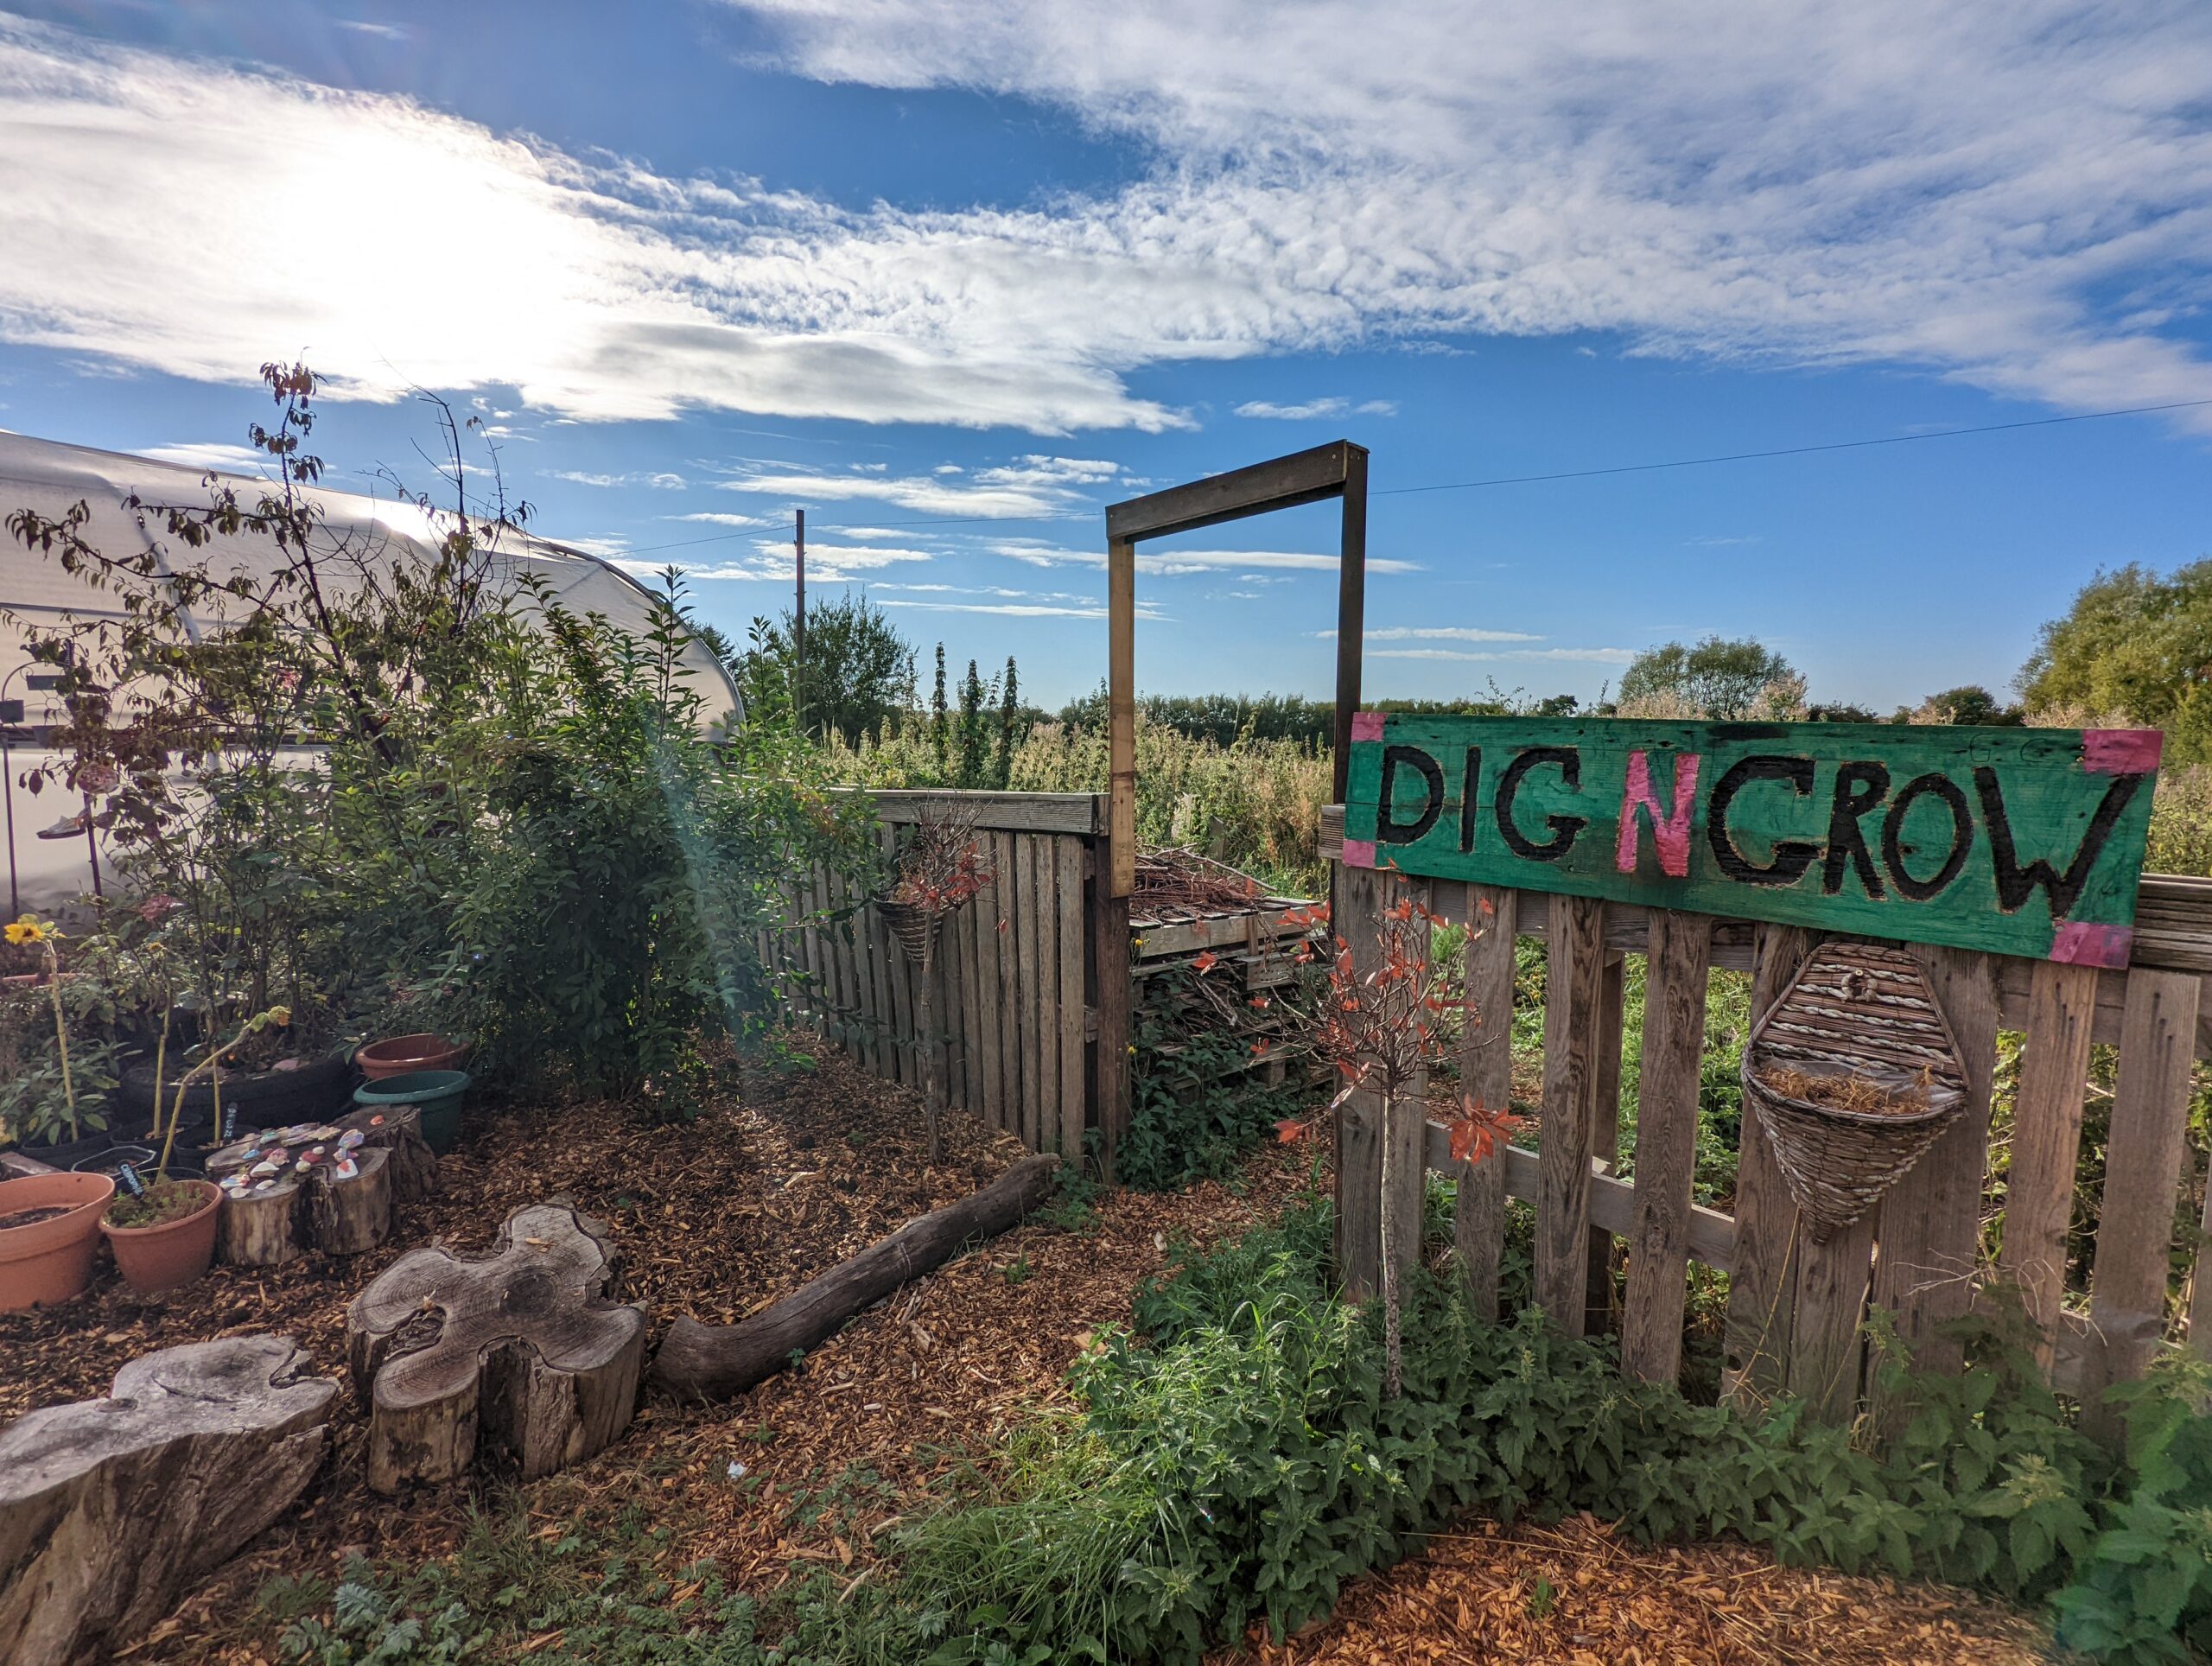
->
<box><xmin>137</xmin><ymin>441</ymin><xmax>269</xmax><ymax>472</ymax></box>
<box><xmin>1325</xmin><ymin>625</ymin><xmax>1545</xmax><ymax>643</ymax></box>
<box><xmin>550</xmin><ymin>469</ymin><xmax>688</xmax><ymax>488</ymax></box>
<box><xmin>626</xmin><ymin>537</ymin><xmax>935</xmax><ymax>582</ymax></box>
<box><xmin>1370</xmin><ymin>645</ymin><xmax>1637</xmax><ymax>664</ymax></box>
<box><xmin>3</xmin><ymin>6</ymin><xmax>2209</xmax><ymax>436</ymax></box>
<box><xmin>1235</xmin><ymin>397</ymin><xmax>1350</xmax><ymax>420</ymax></box>
<box><xmin>879</xmin><ymin>597</ymin><xmax>1167</xmax><ymax>620</ymax></box>
<box><xmin>671</xmin><ymin>511</ymin><xmax>774</xmax><ymax>528</ymax></box>
<box><xmin>988</xmin><ymin>538</ymin><xmax>1422</xmax><ymax>575</ymax></box>
<box><xmin>334</xmin><ymin>20</ymin><xmax>410</xmax><ymax>41</ymax></box>
<box><xmin>711</xmin><ymin>461</ymin><xmax>1116</xmax><ymax>518</ymax></box>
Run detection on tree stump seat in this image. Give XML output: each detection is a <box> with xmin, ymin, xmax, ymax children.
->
<box><xmin>346</xmin><ymin>1200</ymin><xmax>645</xmax><ymax>1494</ymax></box>
<box><xmin>0</xmin><ymin>1335</ymin><xmax>338</xmax><ymax>1666</ymax></box>
<box><xmin>206</xmin><ymin>1103</ymin><xmax>437</xmax><ymax>1265</ymax></box>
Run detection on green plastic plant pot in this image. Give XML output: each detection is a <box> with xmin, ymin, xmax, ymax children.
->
<box><xmin>353</xmin><ymin>1069</ymin><xmax>471</xmax><ymax>1154</ymax></box>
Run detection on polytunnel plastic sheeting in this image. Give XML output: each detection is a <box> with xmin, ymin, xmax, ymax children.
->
<box><xmin>0</xmin><ymin>430</ymin><xmax>742</xmax><ymax>731</ymax></box>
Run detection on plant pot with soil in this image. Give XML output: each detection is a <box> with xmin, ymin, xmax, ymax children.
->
<box><xmin>0</xmin><ymin>1169</ymin><xmax>116</xmax><ymax>1311</ymax></box>
<box><xmin>101</xmin><ymin>1178</ymin><xmax>220</xmax><ymax>1294</ymax></box>
<box><xmin>354</xmin><ymin>1033</ymin><xmax>467</xmax><ymax>1082</ymax></box>
<box><xmin>112</xmin><ymin>1048</ymin><xmax>354</xmax><ymax>1148</ymax></box>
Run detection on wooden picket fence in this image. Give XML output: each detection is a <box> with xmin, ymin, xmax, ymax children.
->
<box><xmin>1323</xmin><ymin>814</ymin><xmax>2212</xmax><ymax>1427</ymax></box>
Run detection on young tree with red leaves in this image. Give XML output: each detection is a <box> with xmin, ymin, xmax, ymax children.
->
<box><xmin>1253</xmin><ymin>877</ymin><xmax>1518</xmax><ymax>1397</ymax></box>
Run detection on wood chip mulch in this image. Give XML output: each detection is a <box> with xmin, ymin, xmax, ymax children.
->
<box><xmin>1218</xmin><ymin>1515</ymin><xmax>2050</xmax><ymax>1666</ymax></box>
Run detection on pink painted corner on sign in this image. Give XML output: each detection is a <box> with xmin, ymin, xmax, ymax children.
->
<box><xmin>2050</xmin><ymin>920</ymin><xmax>2133</xmax><ymax>970</ymax></box>
<box><xmin>1350</xmin><ymin>710</ymin><xmax>1386</xmax><ymax>744</ymax></box>
<box><xmin>1342</xmin><ymin>838</ymin><xmax>1378</xmax><ymax>869</ymax></box>
<box><xmin>2082</xmin><ymin>729</ymin><xmax>2163</xmax><ymax>774</ymax></box>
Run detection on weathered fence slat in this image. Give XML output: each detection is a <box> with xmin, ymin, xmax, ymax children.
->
<box><xmin>2083</xmin><ymin>968</ymin><xmax>2202</xmax><ymax>1434</ymax></box>
<box><xmin>1535</xmin><ymin>893</ymin><xmax>1607</xmax><ymax>1335</ymax></box>
<box><xmin>1722</xmin><ymin>923</ymin><xmax>1815</xmax><ymax>1404</ymax></box>
<box><xmin>994</xmin><ymin>830</ymin><xmax>1023</xmax><ymax>1130</ymax></box>
<box><xmin>1382</xmin><ymin>880</ymin><xmax>1433</xmax><ymax>1288</ymax></box>
<box><xmin>1587</xmin><ymin>951</ymin><xmax>1629</xmax><ymax>1335</ymax></box>
<box><xmin>1786</xmin><ymin>1213</ymin><xmax>1877</xmax><ymax>1424</ymax></box>
<box><xmin>1869</xmin><ymin>946</ymin><xmax>2002</xmax><ymax>1395</ymax></box>
<box><xmin>1092</xmin><ymin>864</ymin><xmax>1132</xmax><ymax>1174</ymax></box>
<box><xmin>1453</xmin><ymin>883</ymin><xmax>1519</xmax><ymax>1319</ymax></box>
<box><xmin>1032</xmin><ymin>837</ymin><xmax>1059</xmax><ymax>1154</ymax></box>
<box><xmin>976</xmin><ymin>832</ymin><xmax>1008</xmax><ymax>1132</ymax></box>
<box><xmin>1620</xmin><ymin>910</ymin><xmax>1713</xmax><ymax>1384</ymax></box>
<box><xmin>1057</xmin><ymin>835</ymin><xmax>1089</xmax><ymax>1158</ymax></box>
<box><xmin>1333</xmin><ymin>861</ymin><xmax>1389</xmax><ymax>1300</ymax></box>
<box><xmin>2000</xmin><ymin>959</ymin><xmax>2101</xmax><ymax>1370</ymax></box>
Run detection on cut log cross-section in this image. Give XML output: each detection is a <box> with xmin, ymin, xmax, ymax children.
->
<box><xmin>207</xmin><ymin>1103</ymin><xmax>436</xmax><ymax>1265</ymax></box>
<box><xmin>346</xmin><ymin>1200</ymin><xmax>645</xmax><ymax>1495</ymax></box>
<box><xmin>0</xmin><ymin>1335</ymin><xmax>338</xmax><ymax>1666</ymax></box>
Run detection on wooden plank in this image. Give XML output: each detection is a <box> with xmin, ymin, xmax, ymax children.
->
<box><xmin>1870</xmin><ymin>947</ymin><xmax>2001</xmax><ymax>1392</ymax></box>
<box><xmin>864</xmin><ymin>789</ymin><xmax>1103</xmax><ymax>836</ymax></box>
<box><xmin>995</xmin><ymin>830</ymin><xmax>1023</xmax><ymax>1132</ymax></box>
<box><xmin>956</xmin><ymin>870</ymin><xmax>982</xmax><ymax>1114</ymax></box>
<box><xmin>1535</xmin><ymin>893</ymin><xmax>1607</xmax><ymax>1335</ymax></box>
<box><xmin>1332</xmin><ymin>442</ymin><xmax>1367</xmax><ymax>805</ymax></box>
<box><xmin>2082</xmin><ymin>967</ymin><xmax>2202</xmax><ymax>1435</ymax></box>
<box><xmin>1091</xmin><ymin>876</ymin><xmax>1132</xmax><ymax>1177</ymax></box>
<box><xmin>1128</xmin><ymin>906</ymin><xmax>1313</xmax><ymax>961</ymax></box>
<box><xmin>1057</xmin><ymin>835</ymin><xmax>1089</xmax><ymax>1159</ymax></box>
<box><xmin>1024</xmin><ymin>836</ymin><xmax>1054</xmax><ymax>1154</ymax></box>
<box><xmin>1342</xmin><ymin>716</ymin><xmax>2158</xmax><ymax>967</ymax></box>
<box><xmin>1106</xmin><ymin>439</ymin><xmax>1355</xmax><ymax>543</ymax></box>
<box><xmin>2193</xmin><ymin>1169</ymin><xmax>2212</xmax><ymax>1365</ymax></box>
<box><xmin>1333</xmin><ymin>861</ymin><xmax>1389</xmax><ymax>1302</ymax></box>
<box><xmin>1424</xmin><ymin>1124</ymin><xmax>1736</xmax><ymax>1272</ymax></box>
<box><xmin>852</xmin><ymin>858</ymin><xmax>885</xmax><ymax>1077</ymax></box>
<box><xmin>882</xmin><ymin>823</ymin><xmax>915</xmax><ymax>1086</ymax></box>
<box><xmin>1108</xmin><ymin>539</ymin><xmax>1136</xmax><ymax>899</ymax></box>
<box><xmin>1382</xmin><ymin>878</ymin><xmax>1431</xmax><ymax>1287</ymax></box>
<box><xmin>935</xmin><ymin>892</ymin><xmax>961</xmax><ymax>1116</ymax></box>
<box><xmin>1999</xmin><ymin>959</ymin><xmax>2101</xmax><ymax>1371</ymax></box>
<box><xmin>976</xmin><ymin>831</ymin><xmax>1007</xmax><ymax>1134</ymax></box>
<box><xmin>1586</xmin><ymin>951</ymin><xmax>1628</xmax><ymax>1335</ymax></box>
<box><xmin>1787</xmin><ymin>1213</ymin><xmax>1878</xmax><ymax>1424</ymax></box>
<box><xmin>1453</xmin><ymin>883</ymin><xmax>1518</xmax><ymax>1319</ymax></box>
<box><xmin>1723</xmin><ymin>924</ymin><xmax>1815</xmax><ymax>1406</ymax></box>
<box><xmin>1620</xmin><ymin>910</ymin><xmax>1713</xmax><ymax>1384</ymax></box>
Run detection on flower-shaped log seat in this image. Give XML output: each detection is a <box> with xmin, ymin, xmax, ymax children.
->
<box><xmin>345</xmin><ymin>1200</ymin><xmax>645</xmax><ymax>1494</ymax></box>
<box><xmin>0</xmin><ymin>1335</ymin><xmax>338</xmax><ymax>1666</ymax></box>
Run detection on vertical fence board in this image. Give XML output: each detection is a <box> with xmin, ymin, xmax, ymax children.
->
<box><xmin>1786</xmin><ymin>1216</ymin><xmax>1878</xmax><ymax>1423</ymax></box>
<box><xmin>936</xmin><ymin>901</ymin><xmax>961</xmax><ymax>1116</ymax></box>
<box><xmin>884</xmin><ymin>824</ymin><xmax>917</xmax><ymax>1085</ymax></box>
<box><xmin>854</xmin><ymin>861</ymin><xmax>884</xmax><ymax>1078</ymax></box>
<box><xmin>2193</xmin><ymin>1175</ymin><xmax>2212</xmax><ymax>1364</ymax></box>
<box><xmin>1382</xmin><ymin>879</ymin><xmax>1432</xmax><ymax>1288</ymax></box>
<box><xmin>1453</xmin><ymin>883</ymin><xmax>1518</xmax><ymax>1320</ymax></box>
<box><xmin>2083</xmin><ymin>968</ymin><xmax>2202</xmax><ymax>1434</ymax></box>
<box><xmin>1586</xmin><ymin>952</ymin><xmax>1629</xmax><ymax>1335</ymax></box>
<box><xmin>1723</xmin><ymin>923</ymin><xmax>1815</xmax><ymax>1405</ymax></box>
<box><xmin>1031</xmin><ymin>837</ymin><xmax>1059</xmax><ymax>1154</ymax></box>
<box><xmin>2000</xmin><ymin>959</ymin><xmax>2101</xmax><ymax>1370</ymax></box>
<box><xmin>1535</xmin><ymin>893</ymin><xmax>1607</xmax><ymax>1335</ymax></box>
<box><xmin>1014</xmin><ymin>838</ymin><xmax>1040</xmax><ymax>1149</ymax></box>
<box><xmin>1620</xmin><ymin>910</ymin><xmax>1713</xmax><ymax>1384</ymax></box>
<box><xmin>975</xmin><ymin>836</ymin><xmax>1007</xmax><ymax>1132</ymax></box>
<box><xmin>1334</xmin><ymin>861</ymin><xmax>1389</xmax><ymax>1301</ymax></box>
<box><xmin>797</xmin><ymin>869</ymin><xmax>822</xmax><ymax>1023</ymax></box>
<box><xmin>996</xmin><ymin>830</ymin><xmax>1026</xmax><ymax>1138</ymax></box>
<box><xmin>1092</xmin><ymin>861</ymin><xmax>1132</xmax><ymax>1177</ymax></box>
<box><xmin>955</xmin><ymin>874</ymin><xmax>981</xmax><ymax>1116</ymax></box>
<box><xmin>1871</xmin><ymin>947</ymin><xmax>2001</xmax><ymax>1394</ymax></box>
<box><xmin>1057</xmin><ymin>835</ymin><xmax>1088</xmax><ymax>1159</ymax></box>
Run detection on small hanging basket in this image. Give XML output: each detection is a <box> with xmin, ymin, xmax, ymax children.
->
<box><xmin>874</xmin><ymin>898</ymin><xmax>944</xmax><ymax>964</ymax></box>
<box><xmin>1743</xmin><ymin>940</ymin><xmax>1969</xmax><ymax>1241</ymax></box>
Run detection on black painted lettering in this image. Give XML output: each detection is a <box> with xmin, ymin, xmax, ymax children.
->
<box><xmin>1495</xmin><ymin>746</ymin><xmax>1586</xmax><ymax>861</ymax></box>
<box><xmin>1974</xmin><ymin>765</ymin><xmax>2147</xmax><ymax>918</ymax></box>
<box><xmin>1459</xmin><ymin>746</ymin><xmax>1482</xmax><ymax>854</ymax></box>
<box><xmin>1707</xmin><ymin>755</ymin><xmax>1819</xmax><ymax>886</ymax></box>
<box><xmin>1822</xmin><ymin>761</ymin><xmax>1890</xmax><ymax>898</ymax></box>
<box><xmin>1881</xmin><ymin>773</ymin><xmax>1974</xmax><ymax>901</ymax></box>
<box><xmin>1376</xmin><ymin>744</ymin><xmax>1446</xmax><ymax>845</ymax></box>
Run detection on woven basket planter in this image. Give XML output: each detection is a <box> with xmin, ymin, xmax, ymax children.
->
<box><xmin>1743</xmin><ymin>940</ymin><xmax>1968</xmax><ymax>1241</ymax></box>
<box><xmin>874</xmin><ymin>898</ymin><xmax>943</xmax><ymax>964</ymax></box>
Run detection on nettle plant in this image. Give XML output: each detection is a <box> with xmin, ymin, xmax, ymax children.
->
<box><xmin>1240</xmin><ymin>878</ymin><xmax>1519</xmax><ymax>1396</ymax></box>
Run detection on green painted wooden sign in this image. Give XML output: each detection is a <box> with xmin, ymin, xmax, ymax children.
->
<box><xmin>1342</xmin><ymin>713</ymin><xmax>2163</xmax><ymax>966</ymax></box>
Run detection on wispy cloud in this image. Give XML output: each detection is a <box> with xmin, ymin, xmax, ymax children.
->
<box><xmin>1234</xmin><ymin>397</ymin><xmax>1397</xmax><ymax>420</ymax></box>
<box><xmin>879</xmin><ymin>597</ymin><xmax>1167</xmax><ymax>620</ymax></box>
<box><xmin>1370</xmin><ymin>645</ymin><xmax>1636</xmax><ymax>664</ymax></box>
<box><xmin>550</xmin><ymin>469</ymin><xmax>688</xmax><ymax>489</ymax></box>
<box><xmin>671</xmin><ymin>511</ymin><xmax>774</xmax><ymax>528</ymax></box>
<box><xmin>1324</xmin><ymin>626</ymin><xmax>1545</xmax><ymax>644</ymax></box>
<box><xmin>621</xmin><ymin>538</ymin><xmax>934</xmax><ymax>582</ymax></box>
<box><xmin>3</xmin><ymin>8</ymin><xmax>2209</xmax><ymax>435</ymax></box>
<box><xmin>710</xmin><ymin>458</ymin><xmax>1125</xmax><ymax>519</ymax></box>
<box><xmin>988</xmin><ymin>538</ymin><xmax>1423</xmax><ymax>575</ymax></box>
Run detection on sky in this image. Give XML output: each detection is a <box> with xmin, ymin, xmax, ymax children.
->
<box><xmin>0</xmin><ymin>2</ymin><xmax>2208</xmax><ymax>712</ymax></box>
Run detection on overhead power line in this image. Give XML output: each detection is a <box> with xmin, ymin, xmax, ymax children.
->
<box><xmin>606</xmin><ymin>394</ymin><xmax>2212</xmax><ymax>559</ymax></box>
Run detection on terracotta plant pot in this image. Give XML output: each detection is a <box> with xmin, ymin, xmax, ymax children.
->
<box><xmin>0</xmin><ymin>1170</ymin><xmax>116</xmax><ymax>1311</ymax></box>
<box><xmin>355</xmin><ymin>1033</ymin><xmax>468</xmax><ymax>1082</ymax></box>
<box><xmin>101</xmin><ymin>1180</ymin><xmax>222</xmax><ymax>1295</ymax></box>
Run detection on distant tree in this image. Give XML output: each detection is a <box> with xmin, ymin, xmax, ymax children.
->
<box><xmin>1909</xmin><ymin>685</ymin><xmax>2022</xmax><ymax>727</ymax></box>
<box><xmin>1532</xmin><ymin>693</ymin><xmax>1580</xmax><ymax>718</ymax></box>
<box><xmin>1618</xmin><ymin>636</ymin><xmax>1798</xmax><ymax>720</ymax></box>
<box><xmin>957</xmin><ymin>658</ymin><xmax>991</xmax><ymax>787</ymax></box>
<box><xmin>930</xmin><ymin>643</ymin><xmax>950</xmax><ymax>775</ymax></box>
<box><xmin>1807</xmin><ymin>701</ymin><xmax>1881</xmax><ymax>724</ymax></box>
<box><xmin>741</xmin><ymin>592</ymin><xmax>912</xmax><ymax>747</ymax></box>
<box><xmin>994</xmin><ymin>656</ymin><xmax>1020</xmax><ymax>789</ymax></box>
<box><xmin>2019</xmin><ymin>559</ymin><xmax>2212</xmax><ymax>761</ymax></box>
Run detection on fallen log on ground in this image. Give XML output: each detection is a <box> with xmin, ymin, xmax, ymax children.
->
<box><xmin>651</xmin><ymin>1152</ymin><xmax>1060</xmax><ymax>1402</ymax></box>
<box><xmin>0</xmin><ymin>1334</ymin><xmax>337</xmax><ymax>1666</ymax></box>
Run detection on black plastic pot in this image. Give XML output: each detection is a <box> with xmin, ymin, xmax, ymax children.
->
<box><xmin>113</xmin><ymin>1051</ymin><xmax>356</xmax><ymax>1145</ymax></box>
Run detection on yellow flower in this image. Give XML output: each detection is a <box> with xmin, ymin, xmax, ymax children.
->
<box><xmin>5</xmin><ymin>917</ymin><xmax>52</xmax><ymax>946</ymax></box>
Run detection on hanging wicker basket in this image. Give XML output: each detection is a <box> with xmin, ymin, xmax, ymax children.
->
<box><xmin>1743</xmin><ymin>940</ymin><xmax>1969</xmax><ymax>1241</ymax></box>
<box><xmin>874</xmin><ymin>898</ymin><xmax>944</xmax><ymax>964</ymax></box>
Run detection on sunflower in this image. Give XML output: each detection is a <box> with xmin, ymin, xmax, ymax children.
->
<box><xmin>4</xmin><ymin>917</ymin><xmax>54</xmax><ymax>946</ymax></box>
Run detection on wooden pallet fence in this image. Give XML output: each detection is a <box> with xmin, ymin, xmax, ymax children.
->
<box><xmin>1325</xmin><ymin>832</ymin><xmax>2212</xmax><ymax>1424</ymax></box>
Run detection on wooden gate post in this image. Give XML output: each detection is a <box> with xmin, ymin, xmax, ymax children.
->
<box><xmin>1334</xmin><ymin>859</ymin><xmax>1388</xmax><ymax>1300</ymax></box>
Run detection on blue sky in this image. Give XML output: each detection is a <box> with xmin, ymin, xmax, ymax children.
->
<box><xmin>0</xmin><ymin>2</ymin><xmax>2209</xmax><ymax>711</ymax></box>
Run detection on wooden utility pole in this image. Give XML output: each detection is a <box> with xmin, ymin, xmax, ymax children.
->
<box><xmin>793</xmin><ymin>508</ymin><xmax>806</xmax><ymax>733</ymax></box>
